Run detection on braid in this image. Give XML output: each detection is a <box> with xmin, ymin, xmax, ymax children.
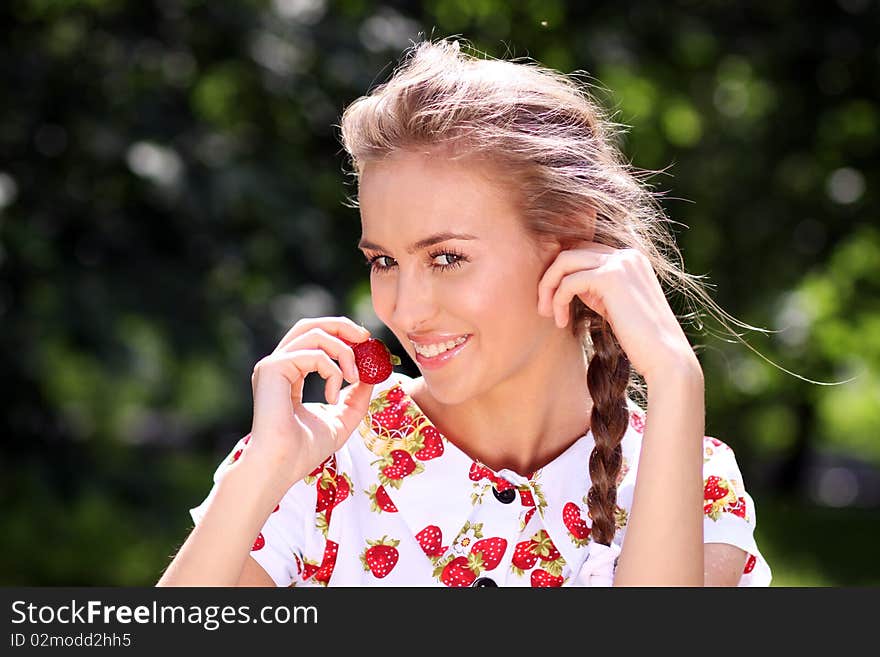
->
<box><xmin>585</xmin><ymin>312</ymin><xmax>631</xmax><ymax>547</ymax></box>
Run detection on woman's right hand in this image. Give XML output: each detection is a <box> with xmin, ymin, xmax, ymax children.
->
<box><xmin>245</xmin><ymin>316</ymin><xmax>376</xmax><ymax>493</ymax></box>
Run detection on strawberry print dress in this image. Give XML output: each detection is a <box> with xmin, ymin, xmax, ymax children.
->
<box><xmin>190</xmin><ymin>372</ymin><xmax>772</xmax><ymax>587</ymax></box>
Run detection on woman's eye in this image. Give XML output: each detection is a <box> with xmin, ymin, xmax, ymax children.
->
<box><xmin>366</xmin><ymin>250</ymin><xmax>466</xmax><ymax>273</ymax></box>
<box><xmin>365</xmin><ymin>255</ymin><xmax>394</xmax><ymax>272</ymax></box>
<box><xmin>434</xmin><ymin>253</ymin><xmax>456</xmax><ymax>266</ymax></box>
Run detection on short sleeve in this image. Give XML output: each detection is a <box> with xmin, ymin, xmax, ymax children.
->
<box><xmin>701</xmin><ymin>436</ymin><xmax>772</xmax><ymax>587</ymax></box>
<box><xmin>189</xmin><ymin>433</ymin><xmax>317</xmax><ymax>587</ymax></box>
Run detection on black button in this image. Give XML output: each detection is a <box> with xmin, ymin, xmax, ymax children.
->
<box><xmin>493</xmin><ymin>487</ymin><xmax>516</xmax><ymax>504</ymax></box>
<box><xmin>472</xmin><ymin>577</ymin><xmax>497</xmax><ymax>587</ymax></box>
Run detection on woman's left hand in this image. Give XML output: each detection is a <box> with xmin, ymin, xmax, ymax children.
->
<box><xmin>536</xmin><ymin>241</ymin><xmax>700</xmax><ymax>382</ymax></box>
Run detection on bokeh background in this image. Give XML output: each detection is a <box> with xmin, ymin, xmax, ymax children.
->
<box><xmin>2</xmin><ymin>0</ymin><xmax>878</xmax><ymax>586</ymax></box>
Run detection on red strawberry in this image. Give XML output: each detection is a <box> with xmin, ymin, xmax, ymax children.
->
<box><xmin>381</xmin><ymin>449</ymin><xmax>416</xmax><ymax>479</ymax></box>
<box><xmin>743</xmin><ymin>553</ymin><xmax>757</xmax><ymax>574</ymax></box>
<box><xmin>563</xmin><ymin>502</ymin><xmax>591</xmax><ymax>546</ymax></box>
<box><xmin>519</xmin><ymin>489</ymin><xmax>536</xmax><ymax>507</ymax></box>
<box><xmin>367</xmin><ymin>484</ymin><xmax>398</xmax><ymax>513</ymax></box>
<box><xmin>522</xmin><ymin>507</ymin><xmax>536</xmax><ymax>527</ymax></box>
<box><xmin>343</xmin><ymin>338</ymin><xmax>401</xmax><ymax>384</ymax></box>
<box><xmin>316</xmin><ymin>483</ymin><xmax>334</xmax><ymax>513</ymax></box>
<box><xmin>306</xmin><ymin>455</ymin><xmax>336</xmax><ymax>483</ymax></box>
<box><xmin>413</xmin><ymin>426</ymin><xmax>444</xmax><ymax>461</ymax></box>
<box><xmin>493</xmin><ymin>476</ymin><xmax>515</xmax><ymax>492</ymax></box>
<box><xmin>302</xmin><ymin>561</ymin><xmax>319</xmax><ymax>580</ymax></box>
<box><xmin>272</xmin><ymin>504</ymin><xmax>280</xmax><ymax>513</ymax></box>
<box><xmin>316</xmin><ymin>471</ymin><xmax>351</xmax><ymax>513</ymax></box>
<box><xmin>230</xmin><ymin>448</ymin><xmax>243</xmax><ymax>463</ymax></box>
<box><xmin>531</xmin><ymin>569</ymin><xmax>564</xmax><ymax>587</ymax></box>
<box><xmin>386</xmin><ymin>386</ymin><xmax>406</xmax><ymax>402</ymax></box>
<box><xmin>728</xmin><ymin>496</ymin><xmax>747</xmax><ymax>519</ymax></box>
<box><xmin>469</xmin><ymin>462</ymin><xmax>492</xmax><ymax>481</ymax></box>
<box><xmin>361</xmin><ymin>536</ymin><xmax>400</xmax><ymax>579</ymax></box>
<box><xmin>251</xmin><ymin>533</ymin><xmax>265</xmax><ymax>551</ymax></box>
<box><xmin>416</xmin><ymin>525</ymin><xmax>444</xmax><ymax>557</ymax></box>
<box><xmin>312</xmin><ymin>540</ymin><xmax>339</xmax><ymax>586</ymax></box>
<box><xmin>704</xmin><ymin>475</ymin><xmax>730</xmax><ymax>501</ymax></box>
<box><xmin>470</xmin><ymin>537</ymin><xmax>507</xmax><ymax>571</ymax></box>
<box><xmin>440</xmin><ymin>556</ymin><xmax>477</xmax><ymax>587</ymax></box>
<box><xmin>511</xmin><ymin>540</ymin><xmax>539</xmax><ymax>574</ymax></box>
<box><xmin>630</xmin><ymin>411</ymin><xmax>645</xmax><ymax>433</ymax></box>
<box><xmin>372</xmin><ymin>402</ymin><xmax>405</xmax><ymax>431</ymax></box>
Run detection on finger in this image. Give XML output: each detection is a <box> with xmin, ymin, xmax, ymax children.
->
<box><xmin>280</xmin><ymin>328</ymin><xmax>360</xmax><ymax>384</ymax></box>
<box><xmin>538</xmin><ymin>250</ymin><xmax>609</xmax><ymax>317</ymax></box>
<box><xmin>550</xmin><ymin>270</ymin><xmax>598</xmax><ymax>328</ymax></box>
<box><xmin>268</xmin><ymin>349</ymin><xmax>345</xmax><ymax>405</ymax></box>
<box><xmin>332</xmin><ymin>380</ymin><xmax>376</xmax><ymax>447</ymax></box>
<box><xmin>274</xmin><ymin>316</ymin><xmax>370</xmax><ymax>355</ymax></box>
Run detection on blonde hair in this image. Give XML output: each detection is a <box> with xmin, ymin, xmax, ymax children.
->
<box><xmin>339</xmin><ymin>37</ymin><xmax>770</xmax><ymax>547</ymax></box>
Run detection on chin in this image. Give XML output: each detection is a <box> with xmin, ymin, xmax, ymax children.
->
<box><xmin>419</xmin><ymin>375</ymin><xmax>473</xmax><ymax>407</ymax></box>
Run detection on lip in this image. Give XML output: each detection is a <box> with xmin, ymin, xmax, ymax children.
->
<box><xmin>407</xmin><ymin>332</ymin><xmax>470</xmax><ymax>345</ymax></box>
<box><xmin>413</xmin><ymin>335</ymin><xmax>471</xmax><ymax>370</ymax></box>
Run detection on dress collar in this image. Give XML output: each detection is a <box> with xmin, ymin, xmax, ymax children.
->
<box><xmin>353</xmin><ymin>373</ymin><xmax>628</xmax><ymax>573</ymax></box>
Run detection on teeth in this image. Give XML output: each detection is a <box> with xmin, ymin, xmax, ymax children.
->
<box><xmin>412</xmin><ymin>335</ymin><xmax>468</xmax><ymax>358</ymax></box>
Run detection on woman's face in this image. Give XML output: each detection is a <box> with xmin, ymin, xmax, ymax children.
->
<box><xmin>357</xmin><ymin>150</ymin><xmax>561</xmax><ymax>406</ymax></box>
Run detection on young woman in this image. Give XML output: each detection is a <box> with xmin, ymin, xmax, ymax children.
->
<box><xmin>158</xmin><ymin>38</ymin><xmax>771</xmax><ymax>587</ymax></box>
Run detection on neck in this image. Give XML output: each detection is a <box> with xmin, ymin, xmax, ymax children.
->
<box><xmin>409</xmin><ymin>333</ymin><xmax>593</xmax><ymax>477</ymax></box>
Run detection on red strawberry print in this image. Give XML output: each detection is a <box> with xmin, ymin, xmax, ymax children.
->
<box><xmin>510</xmin><ymin>540</ymin><xmax>539</xmax><ymax>574</ymax></box>
<box><xmin>493</xmin><ymin>477</ymin><xmax>515</xmax><ymax>492</ymax></box>
<box><xmin>727</xmin><ymin>496</ymin><xmax>747</xmax><ymax>519</ymax></box>
<box><xmin>413</xmin><ymin>426</ymin><xmax>444</xmax><ymax>461</ymax></box>
<box><xmin>440</xmin><ymin>556</ymin><xmax>477</xmax><ymax>587</ymax></box>
<box><xmin>469</xmin><ymin>462</ymin><xmax>493</xmax><ymax>481</ymax></box>
<box><xmin>386</xmin><ymin>386</ymin><xmax>406</xmax><ymax>402</ymax></box>
<box><xmin>416</xmin><ymin>525</ymin><xmax>445</xmax><ymax>558</ymax></box>
<box><xmin>705</xmin><ymin>436</ymin><xmax>731</xmax><ymax>450</ymax></box>
<box><xmin>531</xmin><ymin>569</ymin><xmax>564</xmax><ymax>587</ymax></box>
<box><xmin>230</xmin><ymin>448</ymin><xmax>243</xmax><ymax>463</ymax></box>
<box><xmin>703</xmin><ymin>476</ymin><xmax>736</xmax><ymax>521</ymax></box>
<box><xmin>366</xmin><ymin>484</ymin><xmax>398</xmax><ymax>513</ymax></box>
<box><xmin>371</xmin><ymin>402</ymin><xmax>405</xmax><ymax>431</ymax></box>
<box><xmin>704</xmin><ymin>475</ymin><xmax>730</xmax><ymax>501</ymax></box>
<box><xmin>563</xmin><ymin>502</ymin><xmax>591</xmax><ymax>547</ymax></box>
<box><xmin>378</xmin><ymin>449</ymin><xmax>417</xmax><ymax>482</ymax></box>
<box><xmin>302</xmin><ymin>561</ymin><xmax>319</xmax><ymax>580</ymax></box>
<box><xmin>360</xmin><ymin>536</ymin><xmax>400</xmax><ymax>579</ymax></box>
<box><xmin>273</xmin><ymin>504</ymin><xmax>280</xmax><ymax>513</ymax></box>
<box><xmin>315</xmin><ymin>471</ymin><xmax>351</xmax><ymax>513</ymax></box>
<box><xmin>743</xmin><ymin>554</ymin><xmax>757</xmax><ymax>574</ymax></box>
<box><xmin>251</xmin><ymin>532</ymin><xmax>265</xmax><ymax>551</ymax></box>
<box><xmin>519</xmin><ymin>489</ymin><xmax>536</xmax><ymax>507</ymax></box>
<box><xmin>470</xmin><ymin>538</ymin><xmax>507</xmax><ymax>571</ymax></box>
<box><xmin>521</xmin><ymin>507</ymin><xmax>536</xmax><ymax>528</ymax></box>
<box><xmin>305</xmin><ymin>455</ymin><xmax>336</xmax><ymax>484</ymax></box>
<box><xmin>630</xmin><ymin>411</ymin><xmax>645</xmax><ymax>433</ymax></box>
<box><xmin>342</xmin><ymin>337</ymin><xmax>401</xmax><ymax>384</ymax></box>
<box><xmin>311</xmin><ymin>540</ymin><xmax>339</xmax><ymax>586</ymax></box>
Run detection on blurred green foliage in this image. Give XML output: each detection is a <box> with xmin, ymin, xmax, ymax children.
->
<box><xmin>1</xmin><ymin>0</ymin><xmax>878</xmax><ymax>586</ymax></box>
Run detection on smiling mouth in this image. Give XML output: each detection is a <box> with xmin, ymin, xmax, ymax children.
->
<box><xmin>411</xmin><ymin>335</ymin><xmax>469</xmax><ymax>358</ymax></box>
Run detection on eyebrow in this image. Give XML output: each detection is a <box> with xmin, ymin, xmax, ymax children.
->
<box><xmin>357</xmin><ymin>232</ymin><xmax>479</xmax><ymax>254</ymax></box>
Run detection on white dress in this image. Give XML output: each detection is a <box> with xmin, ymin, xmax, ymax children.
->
<box><xmin>190</xmin><ymin>372</ymin><xmax>772</xmax><ymax>587</ymax></box>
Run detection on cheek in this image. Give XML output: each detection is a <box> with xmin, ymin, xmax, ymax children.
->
<box><xmin>369</xmin><ymin>277</ymin><xmax>393</xmax><ymax>321</ymax></box>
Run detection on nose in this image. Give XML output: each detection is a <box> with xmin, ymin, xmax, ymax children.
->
<box><xmin>389</xmin><ymin>268</ymin><xmax>437</xmax><ymax>331</ymax></box>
